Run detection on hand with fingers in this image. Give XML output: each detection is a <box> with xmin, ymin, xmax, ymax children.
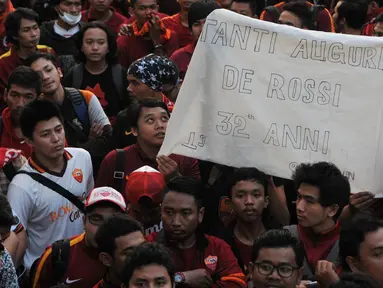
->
<box><xmin>89</xmin><ymin>123</ymin><xmax>104</xmax><ymax>140</ymax></box>
<box><xmin>156</xmin><ymin>155</ymin><xmax>180</xmax><ymax>181</ymax></box>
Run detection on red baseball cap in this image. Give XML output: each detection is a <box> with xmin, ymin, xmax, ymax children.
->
<box><xmin>86</xmin><ymin>187</ymin><xmax>126</xmax><ymax>211</ymax></box>
<box><xmin>125</xmin><ymin>166</ymin><xmax>166</xmax><ymax>206</ymax></box>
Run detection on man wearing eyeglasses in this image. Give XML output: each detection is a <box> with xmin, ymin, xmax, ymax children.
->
<box><xmin>249</xmin><ymin>229</ymin><xmax>304</xmax><ymax>288</ymax></box>
<box><xmin>31</xmin><ymin>187</ymin><xmax>127</xmax><ymax>288</ymax></box>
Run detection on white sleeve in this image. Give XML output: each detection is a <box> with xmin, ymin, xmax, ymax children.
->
<box><xmin>85</xmin><ymin>92</ymin><xmax>110</xmax><ymax>127</ymax></box>
<box><xmin>7</xmin><ymin>178</ymin><xmax>34</xmax><ymax>230</ymax></box>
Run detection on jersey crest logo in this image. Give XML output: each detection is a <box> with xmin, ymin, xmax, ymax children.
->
<box><xmin>72</xmin><ymin>168</ymin><xmax>83</xmax><ymax>183</ymax></box>
<box><xmin>204</xmin><ymin>255</ymin><xmax>218</xmax><ymax>272</ymax></box>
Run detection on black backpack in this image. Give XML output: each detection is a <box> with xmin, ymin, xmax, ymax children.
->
<box><xmin>30</xmin><ymin>239</ymin><xmax>71</xmax><ymax>286</ymax></box>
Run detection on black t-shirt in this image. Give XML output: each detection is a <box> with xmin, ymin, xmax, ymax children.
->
<box><xmin>81</xmin><ymin>65</ymin><xmax>123</xmax><ymax>123</ymax></box>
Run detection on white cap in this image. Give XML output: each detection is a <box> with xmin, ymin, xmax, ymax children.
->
<box><xmin>85</xmin><ymin>187</ymin><xmax>126</xmax><ymax>211</ymax></box>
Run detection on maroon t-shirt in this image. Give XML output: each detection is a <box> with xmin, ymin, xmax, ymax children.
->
<box><xmin>117</xmin><ymin>28</ymin><xmax>179</xmax><ymax>68</ymax></box>
<box><xmin>170</xmin><ymin>43</ymin><xmax>195</xmax><ymax>79</ymax></box>
<box><xmin>81</xmin><ymin>8</ymin><xmax>128</xmax><ymax>36</ymax></box>
<box><xmin>96</xmin><ymin>143</ymin><xmax>200</xmax><ymax>192</ymax></box>
<box><xmin>162</xmin><ymin>13</ymin><xmax>193</xmax><ymax>48</ymax></box>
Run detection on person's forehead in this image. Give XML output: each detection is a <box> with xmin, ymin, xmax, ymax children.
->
<box><xmin>84</xmin><ymin>28</ymin><xmax>107</xmax><ymax>39</ymax></box>
<box><xmin>62</xmin><ymin>0</ymin><xmax>82</xmax><ymax>4</ymax></box>
<box><xmin>232</xmin><ymin>179</ymin><xmax>265</xmax><ymax>192</ymax></box>
<box><xmin>31</xmin><ymin>58</ymin><xmax>55</xmax><ymax>70</ymax></box>
<box><xmin>20</xmin><ymin>18</ymin><xmax>38</xmax><ymax>29</ymax></box>
<box><xmin>297</xmin><ymin>183</ymin><xmax>320</xmax><ymax>198</ymax></box>
<box><xmin>35</xmin><ymin>117</ymin><xmax>62</xmax><ymax>132</ymax></box>
<box><xmin>132</xmin><ymin>264</ymin><xmax>170</xmax><ymax>281</ymax></box>
<box><xmin>115</xmin><ymin>231</ymin><xmax>145</xmax><ymax>249</ymax></box>
<box><xmin>163</xmin><ymin>191</ymin><xmax>197</xmax><ymax>208</ymax></box>
<box><xmin>361</xmin><ymin>227</ymin><xmax>383</xmax><ymax>251</ymax></box>
<box><xmin>8</xmin><ymin>84</ymin><xmax>37</xmax><ymax>94</ymax></box>
<box><xmin>231</xmin><ymin>1</ymin><xmax>251</xmax><ymax>10</ymax></box>
<box><xmin>139</xmin><ymin>107</ymin><xmax>168</xmax><ymax>118</ymax></box>
<box><xmin>257</xmin><ymin>247</ymin><xmax>296</xmax><ymax>264</ymax></box>
<box><xmin>135</xmin><ymin>0</ymin><xmax>158</xmax><ymax>6</ymax></box>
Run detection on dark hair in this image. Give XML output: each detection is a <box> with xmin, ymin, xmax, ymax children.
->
<box><xmin>330</xmin><ymin>273</ymin><xmax>381</xmax><ymax>288</ymax></box>
<box><xmin>85</xmin><ymin>201</ymin><xmax>124</xmax><ymax>215</ymax></box>
<box><xmin>5</xmin><ymin>8</ymin><xmax>39</xmax><ymax>45</ymax></box>
<box><xmin>292</xmin><ymin>162</ymin><xmax>350</xmax><ymax>220</ymax></box>
<box><xmin>340</xmin><ymin>213</ymin><xmax>383</xmax><ymax>271</ymax></box>
<box><xmin>337</xmin><ymin>0</ymin><xmax>368</xmax><ymax>30</ymax></box>
<box><xmin>20</xmin><ymin>99</ymin><xmax>64</xmax><ymax>140</ymax></box>
<box><xmin>231</xmin><ymin>0</ymin><xmax>259</xmax><ymax>16</ymax></box>
<box><xmin>251</xmin><ymin>229</ymin><xmax>304</xmax><ymax>267</ymax></box>
<box><xmin>0</xmin><ymin>194</ymin><xmax>17</xmax><ymax>227</ymax></box>
<box><xmin>282</xmin><ymin>1</ymin><xmax>313</xmax><ymax>29</ymax></box>
<box><xmin>130</xmin><ymin>0</ymin><xmax>159</xmax><ymax>8</ymax></box>
<box><xmin>77</xmin><ymin>22</ymin><xmax>118</xmax><ymax>64</ymax></box>
<box><xmin>121</xmin><ymin>243</ymin><xmax>175</xmax><ymax>285</ymax></box>
<box><xmin>7</xmin><ymin>66</ymin><xmax>43</xmax><ymax>95</ymax></box>
<box><xmin>95</xmin><ymin>214</ymin><xmax>144</xmax><ymax>257</ymax></box>
<box><xmin>374</xmin><ymin>12</ymin><xmax>383</xmax><ymax>23</ymax></box>
<box><xmin>25</xmin><ymin>52</ymin><xmax>58</xmax><ymax>68</ymax></box>
<box><xmin>188</xmin><ymin>0</ymin><xmax>221</xmax><ymax>30</ymax></box>
<box><xmin>128</xmin><ymin>98</ymin><xmax>170</xmax><ymax>129</ymax></box>
<box><xmin>163</xmin><ymin>176</ymin><xmax>205</xmax><ymax>208</ymax></box>
<box><xmin>227</xmin><ymin>167</ymin><xmax>268</xmax><ymax>199</ymax></box>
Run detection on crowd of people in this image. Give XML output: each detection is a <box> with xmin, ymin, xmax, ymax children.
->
<box><xmin>0</xmin><ymin>0</ymin><xmax>382</xmax><ymax>287</ymax></box>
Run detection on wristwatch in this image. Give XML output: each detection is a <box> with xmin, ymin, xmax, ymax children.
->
<box><xmin>174</xmin><ymin>272</ymin><xmax>185</xmax><ymax>284</ymax></box>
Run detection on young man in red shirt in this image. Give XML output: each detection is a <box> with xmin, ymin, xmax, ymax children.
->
<box><xmin>170</xmin><ymin>0</ymin><xmax>220</xmax><ymax>80</ymax></box>
<box><xmin>213</xmin><ymin>168</ymin><xmax>269</xmax><ymax>274</ymax></box>
<box><xmin>0</xmin><ymin>8</ymin><xmax>54</xmax><ymax>110</ymax></box>
<box><xmin>147</xmin><ymin>176</ymin><xmax>246</xmax><ymax>287</ymax></box>
<box><xmin>162</xmin><ymin>0</ymin><xmax>198</xmax><ymax>48</ymax></box>
<box><xmin>81</xmin><ymin>0</ymin><xmax>128</xmax><ymax>36</ymax></box>
<box><xmin>284</xmin><ymin>162</ymin><xmax>350</xmax><ymax>281</ymax></box>
<box><xmin>97</xmin><ymin>99</ymin><xmax>199</xmax><ymax>192</ymax></box>
<box><xmin>125</xmin><ymin>165</ymin><xmax>166</xmax><ymax>235</ymax></box>
<box><xmin>0</xmin><ymin>66</ymin><xmax>41</xmax><ymax>158</ymax></box>
<box><xmin>93</xmin><ymin>213</ymin><xmax>146</xmax><ymax>288</ymax></box>
<box><xmin>32</xmin><ymin>186</ymin><xmax>127</xmax><ymax>288</ymax></box>
<box><xmin>117</xmin><ymin>0</ymin><xmax>178</xmax><ymax>68</ymax></box>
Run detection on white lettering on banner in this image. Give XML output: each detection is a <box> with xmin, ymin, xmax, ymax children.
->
<box><xmin>159</xmin><ymin>9</ymin><xmax>383</xmax><ymax>195</ymax></box>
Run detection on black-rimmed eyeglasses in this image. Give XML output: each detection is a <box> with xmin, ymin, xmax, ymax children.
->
<box><xmin>254</xmin><ymin>262</ymin><xmax>299</xmax><ymax>278</ymax></box>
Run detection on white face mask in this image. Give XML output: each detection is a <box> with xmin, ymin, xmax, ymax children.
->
<box><xmin>59</xmin><ymin>12</ymin><xmax>82</xmax><ymax>26</ymax></box>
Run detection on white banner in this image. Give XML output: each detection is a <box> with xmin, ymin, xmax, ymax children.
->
<box><xmin>160</xmin><ymin>9</ymin><xmax>383</xmax><ymax>195</ymax></box>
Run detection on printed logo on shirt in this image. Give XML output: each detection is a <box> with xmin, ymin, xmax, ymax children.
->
<box><xmin>125</xmin><ymin>130</ymin><xmax>132</xmax><ymax>136</ymax></box>
<box><xmin>218</xmin><ymin>196</ymin><xmax>236</xmax><ymax>227</ymax></box>
<box><xmin>204</xmin><ymin>255</ymin><xmax>218</xmax><ymax>272</ymax></box>
<box><xmin>86</xmin><ymin>84</ymin><xmax>107</xmax><ymax>108</ymax></box>
<box><xmin>72</xmin><ymin>168</ymin><xmax>83</xmax><ymax>183</ymax></box>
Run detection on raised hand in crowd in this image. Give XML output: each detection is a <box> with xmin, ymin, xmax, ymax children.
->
<box><xmin>315</xmin><ymin>260</ymin><xmax>339</xmax><ymax>288</ymax></box>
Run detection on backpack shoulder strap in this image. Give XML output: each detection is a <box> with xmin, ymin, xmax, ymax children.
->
<box><xmin>112</xmin><ymin>64</ymin><xmax>124</xmax><ymax>102</ymax></box>
<box><xmin>71</xmin><ymin>63</ymin><xmax>84</xmax><ymax>89</ymax></box>
<box><xmin>113</xmin><ymin>149</ymin><xmax>125</xmax><ymax>193</ymax></box>
<box><xmin>51</xmin><ymin>239</ymin><xmax>71</xmax><ymax>283</ymax></box>
<box><xmin>17</xmin><ymin>171</ymin><xmax>85</xmax><ymax>213</ymax></box>
<box><xmin>65</xmin><ymin>87</ymin><xmax>90</xmax><ymax>133</ymax></box>
<box><xmin>265</xmin><ymin>5</ymin><xmax>281</xmax><ymax>22</ymax></box>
